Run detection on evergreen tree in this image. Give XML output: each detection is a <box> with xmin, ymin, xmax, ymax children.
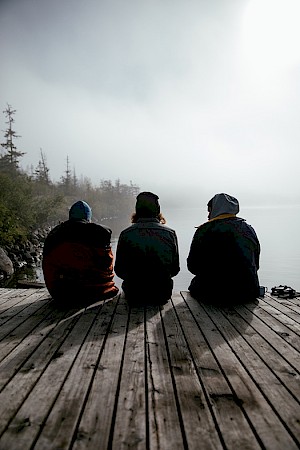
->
<box><xmin>60</xmin><ymin>155</ymin><xmax>72</xmax><ymax>194</ymax></box>
<box><xmin>0</xmin><ymin>104</ymin><xmax>25</xmax><ymax>172</ymax></box>
<box><xmin>72</xmin><ymin>166</ymin><xmax>78</xmax><ymax>190</ymax></box>
<box><xmin>34</xmin><ymin>149</ymin><xmax>51</xmax><ymax>185</ymax></box>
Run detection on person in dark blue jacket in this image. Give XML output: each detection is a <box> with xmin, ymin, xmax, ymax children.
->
<box><xmin>115</xmin><ymin>192</ymin><xmax>180</xmax><ymax>305</ymax></box>
<box><xmin>187</xmin><ymin>193</ymin><xmax>260</xmax><ymax>303</ymax></box>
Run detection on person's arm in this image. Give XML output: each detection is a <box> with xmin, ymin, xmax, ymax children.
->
<box><xmin>114</xmin><ymin>233</ymin><xmax>128</xmax><ymax>280</ymax></box>
<box><xmin>42</xmin><ymin>226</ymin><xmax>60</xmax><ymax>257</ymax></box>
<box><xmin>171</xmin><ymin>232</ymin><xmax>180</xmax><ymax>277</ymax></box>
<box><xmin>187</xmin><ymin>227</ymin><xmax>205</xmax><ymax>275</ymax></box>
<box><xmin>97</xmin><ymin>223</ymin><xmax>113</xmax><ymax>248</ymax></box>
<box><xmin>255</xmin><ymin>243</ymin><xmax>260</xmax><ymax>271</ymax></box>
<box><xmin>253</xmin><ymin>236</ymin><xmax>260</xmax><ymax>271</ymax></box>
<box><xmin>246</xmin><ymin>224</ymin><xmax>260</xmax><ymax>270</ymax></box>
<box><xmin>187</xmin><ymin>234</ymin><xmax>198</xmax><ymax>275</ymax></box>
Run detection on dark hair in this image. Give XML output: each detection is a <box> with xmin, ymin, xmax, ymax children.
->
<box><xmin>131</xmin><ymin>212</ymin><xmax>166</xmax><ymax>224</ymax></box>
<box><xmin>131</xmin><ymin>191</ymin><xmax>166</xmax><ymax>223</ymax></box>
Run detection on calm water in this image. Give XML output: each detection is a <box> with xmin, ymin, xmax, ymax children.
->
<box><xmin>34</xmin><ymin>205</ymin><xmax>300</xmax><ymax>293</ymax></box>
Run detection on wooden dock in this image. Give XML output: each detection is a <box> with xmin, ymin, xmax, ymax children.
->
<box><xmin>0</xmin><ymin>287</ymin><xmax>299</xmax><ymax>450</ymax></box>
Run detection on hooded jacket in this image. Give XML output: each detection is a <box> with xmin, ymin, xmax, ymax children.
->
<box><xmin>187</xmin><ymin>193</ymin><xmax>260</xmax><ymax>302</ymax></box>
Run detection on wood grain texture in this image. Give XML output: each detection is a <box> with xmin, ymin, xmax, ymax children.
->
<box><xmin>0</xmin><ymin>288</ymin><xmax>299</xmax><ymax>450</ymax></box>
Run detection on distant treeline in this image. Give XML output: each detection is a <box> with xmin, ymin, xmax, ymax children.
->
<box><xmin>0</xmin><ymin>104</ymin><xmax>139</xmax><ymax>250</ymax></box>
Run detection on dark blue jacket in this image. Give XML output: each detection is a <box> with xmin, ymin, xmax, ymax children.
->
<box><xmin>115</xmin><ymin>218</ymin><xmax>180</xmax><ymax>303</ymax></box>
<box><xmin>187</xmin><ymin>217</ymin><xmax>260</xmax><ymax>302</ymax></box>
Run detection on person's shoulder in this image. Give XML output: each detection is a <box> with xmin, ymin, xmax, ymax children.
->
<box><xmin>159</xmin><ymin>223</ymin><xmax>177</xmax><ymax>235</ymax></box>
<box><xmin>45</xmin><ymin>221</ymin><xmax>66</xmax><ymax>238</ymax></box>
<box><xmin>242</xmin><ymin>220</ymin><xmax>258</xmax><ymax>236</ymax></box>
<box><xmin>119</xmin><ymin>224</ymin><xmax>136</xmax><ymax>236</ymax></box>
<box><xmin>195</xmin><ymin>221</ymin><xmax>211</xmax><ymax>233</ymax></box>
<box><xmin>139</xmin><ymin>220</ymin><xmax>177</xmax><ymax>235</ymax></box>
<box><xmin>233</xmin><ymin>217</ymin><xmax>254</xmax><ymax>230</ymax></box>
<box><xmin>90</xmin><ymin>222</ymin><xmax>112</xmax><ymax>232</ymax></box>
<box><xmin>230</xmin><ymin>218</ymin><xmax>259</xmax><ymax>239</ymax></box>
<box><xmin>119</xmin><ymin>221</ymin><xmax>176</xmax><ymax>234</ymax></box>
<box><xmin>87</xmin><ymin>222</ymin><xmax>112</xmax><ymax>238</ymax></box>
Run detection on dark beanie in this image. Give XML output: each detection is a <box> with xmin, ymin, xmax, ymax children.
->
<box><xmin>69</xmin><ymin>200</ymin><xmax>92</xmax><ymax>221</ymax></box>
<box><xmin>136</xmin><ymin>192</ymin><xmax>160</xmax><ymax>217</ymax></box>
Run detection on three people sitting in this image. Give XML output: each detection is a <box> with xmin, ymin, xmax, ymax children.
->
<box><xmin>42</xmin><ymin>192</ymin><xmax>260</xmax><ymax>306</ymax></box>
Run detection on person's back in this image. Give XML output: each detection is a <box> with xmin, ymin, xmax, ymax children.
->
<box><xmin>187</xmin><ymin>193</ymin><xmax>260</xmax><ymax>303</ymax></box>
<box><xmin>115</xmin><ymin>192</ymin><xmax>180</xmax><ymax>305</ymax></box>
<box><xmin>42</xmin><ymin>200</ymin><xmax>118</xmax><ymax>305</ymax></box>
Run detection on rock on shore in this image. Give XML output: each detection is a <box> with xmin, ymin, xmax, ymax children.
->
<box><xmin>0</xmin><ymin>247</ymin><xmax>14</xmax><ymax>279</ymax></box>
<box><xmin>0</xmin><ymin>227</ymin><xmax>51</xmax><ymax>284</ymax></box>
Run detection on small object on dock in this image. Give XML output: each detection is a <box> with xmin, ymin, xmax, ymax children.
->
<box><xmin>271</xmin><ymin>285</ymin><xmax>299</xmax><ymax>299</ymax></box>
<box><xmin>16</xmin><ymin>280</ymin><xmax>46</xmax><ymax>289</ymax></box>
<box><xmin>259</xmin><ymin>286</ymin><xmax>267</xmax><ymax>297</ymax></box>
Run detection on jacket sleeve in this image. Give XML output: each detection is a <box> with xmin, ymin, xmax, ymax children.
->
<box><xmin>114</xmin><ymin>233</ymin><xmax>128</xmax><ymax>280</ymax></box>
<box><xmin>187</xmin><ymin>227</ymin><xmax>206</xmax><ymax>275</ymax></box>
<box><xmin>253</xmin><ymin>234</ymin><xmax>260</xmax><ymax>271</ymax></box>
<box><xmin>245</xmin><ymin>223</ymin><xmax>260</xmax><ymax>270</ymax></box>
<box><xmin>187</xmin><ymin>233</ymin><xmax>198</xmax><ymax>275</ymax></box>
<box><xmin>171</xmin><ymin>232</ymin><xmax>180</xmax><ymax>277</ymax></box>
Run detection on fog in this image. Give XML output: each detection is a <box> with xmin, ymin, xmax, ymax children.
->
<box><xmin>1</xmin><ymin>0</ymin><xmax>300</xmax><ymax>207</ymax></box>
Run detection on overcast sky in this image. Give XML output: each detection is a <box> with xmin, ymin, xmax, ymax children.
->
<box><xmin>1</xmin><ymin>0</ymin><xmax>300</xmax><ymax>206</ymax></box>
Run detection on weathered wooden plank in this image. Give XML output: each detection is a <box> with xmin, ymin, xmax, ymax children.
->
<box><xmin>0</xmin><ymin>306</ymin><xmax>84</xmax><ymax>437</ymax></box>
<box><xmin>262</xmin><ymin>296</ymin><xmax>300</xmax><ymax>326</ymax></box>
<box><xmin>172</xmin><ymin>294</ymin><xmax>260</xmax><ymax>450</ymax></box>
<box><xmin>256</xmin><ymin>299</ymin><xmax>300</xmax><ymax>340</ymax></box>
<box><xmin>0</xmin><ymin>289</ymin><xmax>299</xmax><ymax>450</ymax></box>
<box><xmin>0</xmin><ymin>303</ymin><xmax>79</xmax><ymax>392</ymax></box>
<box><xmin>182</xmin><ymin>292</ymin><xmax>299</xmax><ymax>450</ymax></box>
<box><xmin>0</xmin><ymin>287</ymin><xmax>28</xmax><ymax>297</ymax></box>
<box><xmin>0</xmin><ymin>290</ymin><xmax>50</xmax><ymax>339</ymax></box>
<box><xmin>265</xmin><ymin>295</ymin><xmax>300</xmax><ymax>315</ymax></box>
<box><xmin>201</xmin><ymin>300</ymin><xmax>300</xmax><ymax>448</ymax></box>
<box><xmin>0</xmin><ymin>305</ymin><xmax>98</xmax><ymax>449</ymax></box>
<box><xmin>161</xmin><ymin>296</ymin><xmax>225</xmax><ymax>450</ymax></box>
<box><xmin>0</xmin><ymin>298</ymin><xmax>55</xmax><ymax>364</ymax></box>
<box><xmin>0</xmin><ymin>292</ymin><xmax>50</xmax><ymax>332</ymax></box>
<box><xmin>111</xmin><ymin>303</ymin><xmax>147</xmax><ymax>449</ymax></box>
<box><xmin>0</xmin><ymin>288</ymin><xmax>44</xmax><ymax>311</ymax></box>
<box><xmin>0</xmin><ymin>291</ymin><xmax>50</xmax><ymax>324</ymax></box>
<box><xmin>0</xmin><ymin>288</ymin><xmax>12</xmax><ymax>297</ymax></box>
<box><xmin>72</xmin><ymin>296</ymin><xmax>129</xmax><ymax>450</ymax></box>
<box><xmin>0</xmin><ymin>288</ymin><xmax>27</xmax><ymax>303</ymax></box>
<box><xmin>205</xmin><ymin>308</ymin><xmax>300</xmax><ymax>446</ymax></box>
<box><xmin>146</xmin><ymin>303</ymin><xmax>185</xmax><ymax>449</ymax></box>
<box><xmin>32</xmin><ymin>297</ymin><xmax>120</xmax><ymax>449</ymax></box>
<box><xmin>237</xmin><ymin>304</ymin><xmax>300</xmax><ymax>373</ymax></box>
